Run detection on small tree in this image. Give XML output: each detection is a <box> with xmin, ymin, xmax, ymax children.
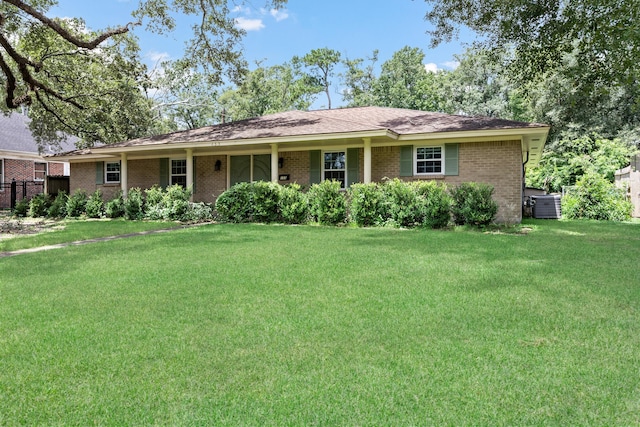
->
<box><xmin>562</xmin><ymin>172</ymin><xmax>632</xmax><ymax>221</ymax></box>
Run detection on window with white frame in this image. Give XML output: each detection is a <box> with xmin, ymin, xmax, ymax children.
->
<box><xmin>105</xmin><ymin>161</ymin><xmax>121</xmax><ymax>183</ymax></box>
<box><xmin>0</xmin><ymin>159</ymin><xmax>4</xmax><ymax>191</ymax></box>
<box><xmin>415</xmin><ymin>146</ymin><xmax>444</xmax><ymax>175</ymax></box>
<box><xmin>34</xmin><ymin>162</ymin><xmax>47</xmax><ymax>181</ymax></box>
<box><xmin>323</xmin><ymin>151</ymin><xmax>346</xmax><ymax>188</ymax></box>
<box><xmin>171</xmin><ymin>159</ymin><xmax>187</xmax><ymax>187</ymax></box>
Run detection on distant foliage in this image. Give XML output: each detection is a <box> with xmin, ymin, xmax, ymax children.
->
<box><xmin>450</xmin><ymin>182</ymin><xmax>498</xmax><ymax>226</ymax></box>
<box><xmin>308</xmin><ymin>180</ymin><xmax>347</xmax><ymax>225</ymax></box>
<box><xmin>562</xmin><ymin>172</ymin><xmax>632</xmax><ymax>221</ymax></box>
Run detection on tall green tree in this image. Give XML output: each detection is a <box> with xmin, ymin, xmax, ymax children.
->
<box><xmin>0</xmin><ymin>0</ymin><xmax>287</xmax><ymax>147</ymax></box>
<box><xmin>423</xmin><ymin>0</ymin><xmax>640</xmax><ymax>89</ymax></box>
<box><xmin>294</xmin><ymin>47</ymin><xmax>341</xmax><ymax>109</ymax></box>
<box><xmin>217</xmin><ymin>62</ymin><xmax>317</xmax><ymax>121</ymax></box>
<box><xmin>340</xmin><ymin>50</ymin><xmax>378</xmax><ymax>107</ymax></box>
<box><xmin>372</xmin><ymin>46</ymin><xmax>443</xmax><ymax>111</ymax></box>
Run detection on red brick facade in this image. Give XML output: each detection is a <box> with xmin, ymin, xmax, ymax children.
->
<box><xmin>0</xmin><ymin>158</ymin><xmax>67</xmax><ymax>208</ymax></box>
<box><xmin>69</xmin><ymin>139</ymin><xmax>524</xmax><ymax>223</ymax></box>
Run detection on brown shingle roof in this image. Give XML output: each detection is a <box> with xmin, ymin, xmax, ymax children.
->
<box><xmin>57</xmin><ymin>106</ymin><xmax>548</xmax><ymax>155</ymax></box>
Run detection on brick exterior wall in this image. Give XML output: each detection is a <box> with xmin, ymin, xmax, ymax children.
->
<box><xmin>68</xmin><ymin>140</ymin><xmax>523</xmax><ymax>223</ymax></box>
<box><xmin>0</xmin><ymin>158</ymin><xmax>67</xmax><ymax>208</ymax></box>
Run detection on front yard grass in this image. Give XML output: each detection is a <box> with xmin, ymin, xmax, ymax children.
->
<box><xmin>1</xmin><ymin>219</ymin><xmax>639</xmax><ymax>425</ymax></box>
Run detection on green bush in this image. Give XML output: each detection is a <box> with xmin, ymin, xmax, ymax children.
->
<box><xmin>348</xmin><ymin>183</ymin><xmax>387</xmax><ymax>227</ymax></box>
<box><xmin>12</xmin><ymin>197</ymin><xmax>29</xmax><ymax>217</ymax></box>
<box><xmin>414</xmin><ymin>181</ymin><xmax>452</xmax><ymax>228</ymax></box>
<box><xmin>308</xmin><ymin>180</ymin><xmax>347</xmax><ymax>225</ymax></box>
<box><xmin>185</xmin><ymin>202</ymin><xmax>214</xmax><ymax>222</ymax></box>
<box><xmin>252</xmin><ymin>181</ymin><xmax>282</xmax><ymax>223</ymax></box>
<box><xmin>47</xmin><ymin>191</ymin><xmax>68</xmax><ymax>218</ymax></box>
<box><xmin>450</xmin><ymin>182</ymin><xmax>498</xmax><ymax>226</ymax></box>
<box><xmin>215</xmin><ymin>182</ymin><xmax>255</xmax><ymax>223</ymax></box>
<box><xmin>161</xmin><ymin>185</ymin><xmax>192</xmax><ymax>221</ymax></box>
<box><xmin>279</xmin><ymin>183</ymin><xmax>310</xmax><ymax>224</ymax></box>
<box><xmin>85</xmin><ymin>190</ymin><xmax>104</xmax><ymax>219</ymax></box>
<box><xmin>382</xmin><ymin>178</ymin><xmax>423</xmax><ymax>227</ymax></box>
<box><xmin>562</xmin><ymin>172</ymin><xmax>632</xmax><ymax>221</ymax></box>
<box><xmin>28</xmin><ymin>193</ymin><xmax>51</xmax><ymax>218</ymax></box>
<box><xmin>105</xmin><ymin>192</ymin><xmax>125</xmax><ymax>218</ymax></box>
<box><xmin>66</xmin><ymin>190</ymin><xmax>88</xmax><ymax>218</ymax></box>
<box><xmin>144</xmin><ymin>185</ymin><xmax>164</xmax><ymax>209</ymax></box>
<box><xmin>124</xmin><ymin>187</ymin><xmax>144</xmax><ymax>220</ymax></box>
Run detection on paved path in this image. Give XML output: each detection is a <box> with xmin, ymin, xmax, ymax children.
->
<box><xmin>0</xmin><ymin>224</ymin><xmax>205</xmax><ymax>259</ymax></box>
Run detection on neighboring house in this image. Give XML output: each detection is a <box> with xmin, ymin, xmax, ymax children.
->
<box><xmin>615</xmin><ymin>154</ymin><xmax>640</xmax><ymax>218</ymax></box>
<box><xmin>52</xmin><ymin>106</ymin><xmax>550</xmax><ymax>223</ymax></box>
<box><xmin>0</xmin><ymin>112</ymin><xmax>76</xmax><ymax>208</ymax></box>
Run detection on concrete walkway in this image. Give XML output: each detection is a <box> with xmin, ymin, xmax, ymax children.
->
<box><xmin>0</xmin><ymin>223</ymin><xmax>204</xmax><ymax>259</ymax></box>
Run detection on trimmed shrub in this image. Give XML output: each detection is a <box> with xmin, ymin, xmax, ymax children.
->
<box><xmin>562</xmin><ymin>172</ymin><xmax>632</xmax><ymax>221</ymax></box>
<box><xmin>185</xmin><ymin>202</ymin><xmax>214</xmax><ymax>222</ymax></box>
<box><xmin>66</xmin><ymin>190</ymin><xmax>88</xmax><ymax>218</ymax></box>
<box><xmin>450</xmin><ymin>182</ymin><xmax>498</xmax><ymax>226</ymax></box>
<box><xmin>279</xmin><ymin>183</ymin><xmax>310</xmax><ymax>224</ymax></box>
<box><xmin>28</xmin><ymin>193</ymin><xmax>51</xmax><ymax>218</ymax></box>
<box><xmin>161</xmin><ymin>184</ymin><xmax>192</xmax><ymax>221</ymax></box>
<box><xmin>12</xmin><ymin>197</ymin><xmax>29</xmax><ymax>217</ymax></box>
<box><xmin>47</xmin><ymin>191</ymin><xmax>68</xmax><ymax>218</ymax></box>
<box><xmin>124</xmin><ymin>187</ymin><xmax>144</xmax><ymax>220</ymax></box>
<box><xmin>105</xmin><ymin>192</ymin><xmax>125</xmax><ymax>218</ymax></box>
<box><xmin>144</xmin><ymin>185</ymin><xmax>164</xmax><ymax>209</ymax></box>
<box><xmin>348</xmin><ymin>182</ymin><xmax>387</xmax><ymax>227</ymax></box>
<box><xmin>215</xmin><ymin>182</ymin><xmax>254</xmax><ymax>223</ymax></box>
<box><xmin>252</xmin><ymin>181</ymin><xmax>282</xmax><ymax>223</ymax></box>
<box><xmin>308</xmin><ymin>180</ymin><xmax>347</xmax><ymax>225</ymax></box>
<box><xmin>85</xmin><ymin>190</ymin><xmax>104</xmax><ymax>219</ymax></box>
<box><xmin>382</xmin><ymin>178</ymin><xmax>422</xmax><ymax>227</ymax></box>
<box><xmin>414</xmin><ymin>181</ymin><xmax>451</xmax><ymax>228</ymax></box>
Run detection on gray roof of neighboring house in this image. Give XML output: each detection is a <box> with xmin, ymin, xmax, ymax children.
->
<box><xmin>59</xmin><ymin>106</ymin><xmax>549</xmax><ymax>153</ymax></box>
<box><xmin>0</xmin><ymin>113</ymin><xmax>78</xmax><ymax>155</ymax></box>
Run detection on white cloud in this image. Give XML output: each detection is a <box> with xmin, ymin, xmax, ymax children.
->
<box><xmin>270</xmin><ymin>9</ymin><xmax>289</xmax><ymax>21</ymax></box>
<box><xmin>424</xmin><ymin>63</ymin><xmax>439</xmax><ymax>73</ymax></box>
<box><xmin>442</xmin><ymin>61</ymin><xmax>460</xmax><ymax>70</ymax></box>
<box><xmin>147</xmin><ymin>51</ymin><xmax>171</xmax><ymax>64</ymax></box>
<box><xmin>235</xmin><ymin>17</ymin><xmax>265</xmax><ymax>31</ymax></box>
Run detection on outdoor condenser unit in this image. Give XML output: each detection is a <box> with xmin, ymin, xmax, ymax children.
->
<box><xmin>531</xmin><ymin>195</ymin><xmax>562</xmax><ymax>219</ymax></box>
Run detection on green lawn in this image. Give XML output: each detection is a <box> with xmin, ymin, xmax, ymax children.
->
<box><xmin>1</xmin><ymin>220</ymin><xmax>639</xmax><ymax>425</ymax></box>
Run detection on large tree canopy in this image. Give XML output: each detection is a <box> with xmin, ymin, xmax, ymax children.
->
<box><xmin>0</xmin><ymin>0</ymin><xmax>286</xmax><ymax>147</ymax></box>
<box><xmin>424</xmin><ymin>0</ymin><xmax>640</xmax><ymax>87</ymax></box>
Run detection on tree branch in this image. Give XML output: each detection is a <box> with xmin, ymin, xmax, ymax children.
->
<box><xmin>3</xmin><ymin>0</ymin><xmax>138</xmax><ymax>49</ymax></box>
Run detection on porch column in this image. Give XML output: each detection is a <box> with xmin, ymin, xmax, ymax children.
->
<box><xmin>363</xmin><ymin>137</ymin><xmax>372</xmax><ymax>184</ymax></box>
<box><xmin>186</xmin><ymin>148</ymin><xmax>194</xmax><ymax>201</ymax></box>
<box><xmin>120</xmin><ymin>153</ymin><xmax>128</xmax><ymax>198</ymax></box>
<box><xmin>271</xmin><ymin>143</ymin><xmax>279</xmax><ymax>182</ymax></box>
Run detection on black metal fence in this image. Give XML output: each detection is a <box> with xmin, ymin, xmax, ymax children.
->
<box><xmin>0</xmin><ymin>180</ymin><xmax>44</xmax><ymax>210</ymax></box>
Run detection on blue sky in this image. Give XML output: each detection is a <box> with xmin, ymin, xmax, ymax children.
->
<box><xmin>51</xmin><ymin>0</ymin><xmax>474</xmax><ymax>107</ymax></box>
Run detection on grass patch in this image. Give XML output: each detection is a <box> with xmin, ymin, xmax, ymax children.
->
<box><xmin>0</xmin><ymin>219</ymin><xmax>173</xmax><ymax>252</ymax></box>
<box><xmin>1</xmin><ymin>219</ymin><xmax>639</xmax><ymax>425</ymax></box>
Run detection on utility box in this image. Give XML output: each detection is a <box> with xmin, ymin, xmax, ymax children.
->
<box><xmin>531</xmin><ymin>195</ymin><xmax>562</xmax><ymax>219</ymax></box>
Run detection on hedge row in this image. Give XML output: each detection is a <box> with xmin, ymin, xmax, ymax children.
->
<box><xmin>216</xmin><ymin>179</ymin><xmax>498</xmax><ymax>227</ymax></box>
<box><xmin>13</xmin><ymin>184</ymin><xmax>213</xmax><ymax>222</ymax></box>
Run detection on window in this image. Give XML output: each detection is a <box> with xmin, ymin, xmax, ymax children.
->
<box><xmin>415</xmin><ymin>146</ymin><xmax>443</xmax><ymax>175</ymax></box>
<box><xmin>0</xmin><ymin>159</ymin><xmax>4</xmax><ymax>191</ymax></box>
<box><xmin>324</xmin><ymin>151</ymin><xmax>346</xmax><ymax>188</ymax></box>
<box><xmin>171</xmin><ymin>159</ymin><xmax>187</xmax><ymax>187</ymax></box>
<box><xmin>34</xmin><ymin>162</ymin><xmax>47</xmax><ymax>181</ymax></box>
<box><xmin>105</xmin><ymin>161</ymin><xmax>121</xmax><ymax>183</ymax></box>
